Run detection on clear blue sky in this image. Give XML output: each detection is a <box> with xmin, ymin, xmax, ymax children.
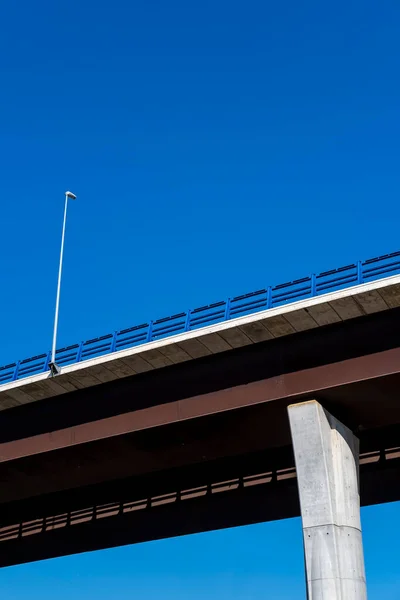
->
<box><xmin>1</xmin><ymin>0</ymin><xmax>400</xmax><ymax>596</ymax></box>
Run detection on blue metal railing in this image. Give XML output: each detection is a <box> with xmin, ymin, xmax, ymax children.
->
<box><xmin>1</xmin><ymin>250</ymin><xmax>400</xmax><ymax>386</ymax></box>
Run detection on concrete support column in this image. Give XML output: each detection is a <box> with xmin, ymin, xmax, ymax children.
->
<box><xmin>287</xmin><ymin>400</ymin><xmax>367</xmax><ymax>600</ymax></box>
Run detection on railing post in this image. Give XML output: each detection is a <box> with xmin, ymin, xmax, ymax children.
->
<box><xmin>184</xmin><ymin>310</ymin><xmax>191</xmax><ymax>332</ymax></box>
<box><xmin>267</xmin><ymin>286</ymin><xmax>272</xmax><ymax>309</ymax></box>
<box><xmin>13</xmin><ymin>361</ymin><xmax>20</xmax><ymax>381</ymax></box>
<box><xmin>147</xmin><ymin>321</ymin><xmax>153</xmax><ymax>343</ymax></box>
<box><xmin>43</xmin><ymin>351</ymin><xmax>52</xmax><ymax>372</ymax></box>
<box><xmin>311</xmin><ymin>274</ymin><xmax>316</xmax><ymax>297</ymax></box>
<box><xmin>224</xmin><ymin>298</ymin><xmax>231</xmax><ymax>321</ymax></box>
<box><xmin>110</xmin><ymin>331</ymin><xmax>117</xmax><ymax>353</ymax></box>
<box><xmin>357</xmin><ymin>261</ymin><xmax>364</xmax><ymax>285</ymax></box>
<box><xmin>76</xmin><ymin>341</ymin><xmax>84</xmax><ymax>362</ymax></box>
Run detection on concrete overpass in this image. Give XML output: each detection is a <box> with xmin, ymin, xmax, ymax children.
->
<box><xmin>1</xmin><ymin>251</ymin><xmax>400</xmax><ymax>598</ymax></box>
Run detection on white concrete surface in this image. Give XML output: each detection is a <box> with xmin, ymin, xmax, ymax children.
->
<box><xmin>288</xmin><ymin>400</ymin><xmax>367</xmax><ymax>600</ymax></box>
<box><xmin>0</xmin><ymin>274</ymin><xmax>399</xmax><ymax>411</ymax></box>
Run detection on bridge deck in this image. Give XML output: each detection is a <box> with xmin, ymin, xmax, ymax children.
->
<box><xmin>1</xmin><ymin>273</ymin><xmax>400</xmax><ymax>411</ymax></box>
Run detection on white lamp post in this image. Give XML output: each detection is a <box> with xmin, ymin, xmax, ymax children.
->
<box><xmin>49</xmin><ymin>191</ymin><xmax>77</xmax><ymax>375</ymax></box>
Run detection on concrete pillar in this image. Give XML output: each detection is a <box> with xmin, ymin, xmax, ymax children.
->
<box><xmin>287</xmin><ymin>400</ymin><xmax>367</xmax><ymax>600</ymax></box>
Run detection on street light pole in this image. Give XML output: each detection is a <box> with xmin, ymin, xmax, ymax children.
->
<box><xmin>49</xmin><ymin>191</ymin><xmax>77</xmax><ymax>375</ymax></box>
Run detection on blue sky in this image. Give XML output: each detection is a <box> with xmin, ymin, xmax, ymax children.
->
<box><xmin>1</xmin><ymin>0</ymin><xmax>400</xmax><ymax>596</ymax></box>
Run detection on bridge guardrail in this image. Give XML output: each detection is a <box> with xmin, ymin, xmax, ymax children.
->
<box><xmin>1</xmin><ymin>250</ymin><xmax>399</xmax><ymax>385</ymax></box>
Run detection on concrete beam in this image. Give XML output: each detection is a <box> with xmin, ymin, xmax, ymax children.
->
<box><xmin>1</xmin><ymin>274</ymin><xmax>400</xmax><ymax>410</ymax></box>
<box><xmin>288</xmin><ymin>400</ymin><xmax>367</xmax><ymax>599</ymax></box>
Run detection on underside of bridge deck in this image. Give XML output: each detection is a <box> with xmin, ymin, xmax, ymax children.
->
<box><xmin>1</xmin><ymin>307</ymin><xmax>400</xmax><ymax>567</ymax></box>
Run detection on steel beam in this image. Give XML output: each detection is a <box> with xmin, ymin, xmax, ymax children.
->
<box><xmin>1</xmin><ymin>347</ymin><xmax>400</xmax><ymax>464</ymax></box>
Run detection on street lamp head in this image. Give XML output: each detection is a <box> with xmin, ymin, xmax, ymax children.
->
<box><xmin>65</xmin><ymin>191</ymin><xmax>77</xmax><ymax>200</ymax></box>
